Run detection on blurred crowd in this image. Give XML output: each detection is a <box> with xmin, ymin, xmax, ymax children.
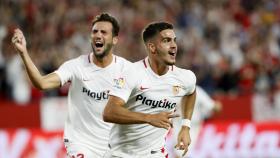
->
<box><xmin>1</xmin><ymin>0</ymin><xmax>280</xmax><ymax>108</ymax></box>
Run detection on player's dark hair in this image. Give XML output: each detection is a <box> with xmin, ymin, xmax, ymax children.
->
<box><xmin>142</xmin><ymin>22</ymin><xmax>173</xmax><ymax>43</ymax></box>
<box><xmin>92</xmin><ymin>13</ymin><xmax>120</xmax><ymax>37</ymax></box>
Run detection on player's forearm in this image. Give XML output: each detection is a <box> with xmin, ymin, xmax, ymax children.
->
<box><xmin>103</xmin><ymin>103</ymin><xmax>150</xmax><ymax>124</ymax></box>
<box><xmin>20</xmin><ymin>51</ymin><xmax>46</xmax><ymax>90</ymax></box>
<box><xmin>181</xmin><ymin>90</ymin><xmax>196</xmax><ymax>119</ymax></box>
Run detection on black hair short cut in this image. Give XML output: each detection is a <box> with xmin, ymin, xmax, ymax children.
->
<box><xmin>142</xmin><ymin>22</ymin><xmax>173</xmax><ymax>43</ymax></box>
<box><xmin>92</xmin><ymin>13</ymin><xmax>120</xmax><ymax>37</ymax></box>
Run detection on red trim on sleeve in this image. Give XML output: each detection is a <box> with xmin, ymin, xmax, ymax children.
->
<box><xmin>143</xmin><ymin>59</ymin><xmax>147</xmax><ymax>68</ymax></box>
<box><xmin>88</xmin><ymin>54</ymin><xmax>91</xmax><ymax>63</ymax></box>
<box><xmin>161</xmin><ymin>147</ymin><xmax>168</xmax><ymax>158</ymax></box>
<box><xmin>161</xmin><ymin>147</ymin><xmax>165</xmax><ymax>153</ymax></box>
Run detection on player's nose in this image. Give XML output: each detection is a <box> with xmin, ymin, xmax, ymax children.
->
<box><xmin>93</xmin><ymin>31</ymin><xmax>102</xmax><ymax>39</ymax></box>
<box><xmin>170</xmin><ymin>41</ymin><xmax>177</xmax><ymax>48</ymax></box>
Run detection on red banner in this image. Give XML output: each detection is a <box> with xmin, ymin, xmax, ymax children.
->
<box><xmin>1</xmin><ymin>122</ymin><xmax>280</xmax><ymax>158</ymax></box>
<box><xmin>191</xmin><ymin>121</ymin><xmax>280</xmax><ymax>157</ymax></box>
<box><xmin>0</xmin><ymin>129</ymin><xmax>66</xmax><ymax>158</ymax></box>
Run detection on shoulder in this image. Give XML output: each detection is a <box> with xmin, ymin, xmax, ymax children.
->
<box><xmin>115</xmin><ymin>55</ymin><xmax>131</xmax><ymax>64</ymax></box>
<box><xmin>62</xmin><ymin>54</ymin><xmax>88</xmax><ymax>66</ymax></box>
<box><xmin>173</xmin><ymin>66</ymin><xmax>196</xmax><ymax>84</ymax></box>
<box><xmin>133</xmin><ymin>59</ymin><xmax>147</xmax><ymax>69</ymax></box>
<box><xmin>196</xmin><ymin>86</ymin><xmax>211</xmax><ymax>100</ymax></box>
<box><xmin>119</xmin><ymin>59</ymin><xmax>145</xmax><ymax>81</ymax></box>
<box><xmin>196</xmin><ymin>86</ymin><xmax>204</xmax><ymax>94</ymax></box>
<box><xmin>114</xmin><ymin>55</ymin><xmax>132</xmax><ymax>69</ymax></box>
<box><xmin>128</xmin><ymin>59</ymin><xmax>146</xmax><ymax>74</ymax></box>
<box><xmin>172</xmin><ymin>66</ymin><xmax>196</xmax><ymax>94</ymax></box>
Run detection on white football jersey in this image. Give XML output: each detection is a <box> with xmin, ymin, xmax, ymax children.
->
<box><xmin>190</xmin><ymin>86</ymin><xmax>215</xmax><ymax>124</ymax></box>
<box><xmin>109</xmin><ymin>57</ymin><xmax>196</xmax><ymax>154</ymax></box>
<box><xmin>166</xmin><ymin>86</ymin><xmax>216</xmax><ymax>158</ymax></box>
<box><xmin>54</xmin><ymin>53</ymin><xmax>131</xmax><ymax>156</ymax></box>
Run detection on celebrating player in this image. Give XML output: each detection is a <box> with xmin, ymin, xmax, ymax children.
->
<box><xmin>11</xmin><ymin>13</ymin><xmax>131</xmax><ymax>158</ymax></box>
<box><xmin>103</xmin><ymin>22</ymin><xmax>196</xmax><ymax>158</ymax></box>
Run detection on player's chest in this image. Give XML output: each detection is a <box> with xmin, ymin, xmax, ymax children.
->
<box><xmin>133</xmin><ymin>78</ymin><xmax>186</xmax><ymax>109</ymax></box>
<box><xmin>72</xmin><ymin>70</ymin><xmax>120</xmax><ymax>100</ymax></box>
<box><xmin>136</xmin><ymin>76</ymin><xmax>185</xmax><ymax>97</ymax></box>
<box><xmin>75</xmin><ymin>68</ymin><xmax>120</xmax><ymax>88</ymax></box>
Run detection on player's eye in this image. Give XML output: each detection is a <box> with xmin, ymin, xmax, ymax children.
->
<box><xmin>163</xmin><ymin>38</ymin><xmax>171</xmax><ymax>43</ymax></box>
<box><xmin>101</xmin><ymin>30</ymin><xmax>107</xmax><ymax>34</ymax></box>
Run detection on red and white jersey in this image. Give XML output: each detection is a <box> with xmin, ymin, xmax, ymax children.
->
<box><xmin>109</xmin><ymin>57</ymin><xmax>196</xmax><ymax>154</ymax></box>
<box><xmin>54</xmin><ymin>53</ymin><xmax>131</xmax><ymax>156</ymax></box>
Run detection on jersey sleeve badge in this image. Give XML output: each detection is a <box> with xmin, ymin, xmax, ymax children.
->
<box><xmin>113</xmin><ymin>77</ymin><xmax>125</xmax><ymax>89</ymax></box>
<box><xmin>172</xmin><ymin>85</ymin><xmax>182</xmax><ymax>95</ymax></box>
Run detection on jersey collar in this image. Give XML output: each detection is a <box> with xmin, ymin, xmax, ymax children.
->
<box><xmin>88</xmin><ymin>53</ymin><xmax>117</xmax><ymax>70</ymax></box>
<box><xmin>142</xmin><ymin>57</ymin><xmax>174</xmax><ymax>78</ymax></box>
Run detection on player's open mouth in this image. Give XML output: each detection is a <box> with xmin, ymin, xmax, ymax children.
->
<box><xmin>168</xmin><ymin>51</ymin><xmax>176</xmax><ymax>56</ymax></box>
<box><xmin>95</xmin><ymin>41</ymin><xmax>104</xmax><ymax>48</ymax></box>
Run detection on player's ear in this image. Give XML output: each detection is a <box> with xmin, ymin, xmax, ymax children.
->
<box><xmin>113</xmin><ymin>37</ymin><xmax>118</xmax><ymax>45</ymax></box>
<box><xmin>147</xmin><ymin>42</ymin><xmax>156</xmax><ymax>54</ymax></box>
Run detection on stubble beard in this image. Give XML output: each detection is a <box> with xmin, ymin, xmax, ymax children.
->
<box><xmin>91</xmin><ymin>43</ymin><xmax>113</xmax><ymax>60</ymax></box>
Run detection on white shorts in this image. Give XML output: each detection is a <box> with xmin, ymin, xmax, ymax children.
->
<box><xmin>103</xmin><ymin>148</ymin><xmax>168</xmax><ymax>158</ymax></box>
<box><xmin>64</xmin><ymin>139</ymin><xmax>104</xmax><ymax>158</ymax></box>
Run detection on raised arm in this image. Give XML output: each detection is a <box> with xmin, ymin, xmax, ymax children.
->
<box><xmin>103</xmin><ymin>95</ymin><xmax>179</xmax><ymax>130</ymax></box>
<box><xmin>11</xmin><ymin>29</ymin><xmax>61</xmax><ymax>90</ymax></box>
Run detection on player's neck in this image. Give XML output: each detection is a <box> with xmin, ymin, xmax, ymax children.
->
<box><xmin>148</xmin><ymin>58</ymin><xmax>169</xmax><ymax>76</ymax></box>
<box><xmin>92</xmin><ymin>53</ymin><xmax>113</xmax><ymax>68</ymax></box>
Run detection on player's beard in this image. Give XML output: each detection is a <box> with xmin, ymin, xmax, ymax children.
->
<box><xmin>91</xmin><ymin>42</ymin><xmax>113</xmax><ymax>59</ymax></box>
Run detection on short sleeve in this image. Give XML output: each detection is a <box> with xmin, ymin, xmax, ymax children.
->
<box><xmin>109</xmin><ymin>65</ymin><xmax>137</xmax><ymax>103</ymax></box>
<box><xmin>183</xmin><ymin>70</ymin><xmax>197</xmax><ymax>95</ymax></box>
<box><xmin>54</xmin><ymin>60</ymin><xmax>75</xmax><ymax>86</ymax></box>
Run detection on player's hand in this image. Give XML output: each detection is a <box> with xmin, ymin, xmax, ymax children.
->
<box><xmin>11</xmin><ymin>29</ymin><xmax>27</xmax><ymax>54</ymax></box>
<box><xmin>175</xmin><ymin>126</ymin><xmax>191</xmax><ymax>156</ymax></box>
<box><xmin>147</xmin><ymin>111</ymin><xmax>179</xmax><ymax>130</ymax></box>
